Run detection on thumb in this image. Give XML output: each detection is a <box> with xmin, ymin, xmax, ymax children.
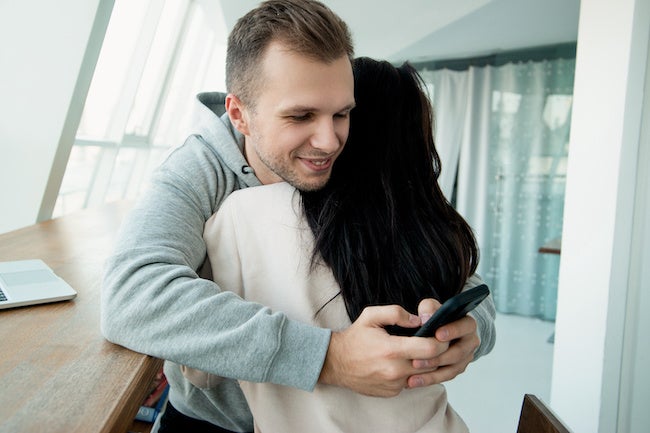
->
<box><xmin>417</xmin><ymin>298</ymin><xmax>442</xmax><ymax>323</ymax></box>
<box><xmin>357</xmin><ymin>305</ymin><xmax>422</xmax><ymax>329</ymax></box>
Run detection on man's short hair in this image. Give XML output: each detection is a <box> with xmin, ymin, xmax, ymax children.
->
<box><xmin>226</xmin><ymin>0</ymin><xmax>353</xmax><ymax>107</ymax></box>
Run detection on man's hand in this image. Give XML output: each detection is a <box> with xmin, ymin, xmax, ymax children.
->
<box><xmin>318</xmin><ymin>305</ymin><xmax>450</xmax><ymax>397</ymax></box>
<box><xmin>406</xmin><ymin>298</ymin><xmax>479</xmax><ymax>389</ymax></box>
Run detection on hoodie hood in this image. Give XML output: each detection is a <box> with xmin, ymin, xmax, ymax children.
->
<box><xmin>192</xmin><ymin>92</ymin><xmax>260</xmax><ymax>188</ymax></box>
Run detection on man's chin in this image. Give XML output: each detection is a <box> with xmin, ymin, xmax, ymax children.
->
<box><xmin>293</xmin><ymin>183</ymin><xmax>326</xmax><ymax>193</ymax></box>
<box><xmin>290</xmin><ymin>176</ymin><xmax>330</xmax><ymax>192</ymax></box>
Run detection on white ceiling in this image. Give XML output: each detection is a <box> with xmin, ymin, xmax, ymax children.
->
<box><xmin>213</xmin><ymin>0</ymin><xmax>580</xmax><ymax>63</ymax></box>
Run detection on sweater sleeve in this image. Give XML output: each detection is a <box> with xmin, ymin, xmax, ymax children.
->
<box><xmin>100</xmin><ymin>138</ymin><xmax>330</xmax><ymax>391</ymax></box>
<box><xmin>465</xmin><ymin>274</ymin><xmax>497</xmax><ymax>360</ymax></box>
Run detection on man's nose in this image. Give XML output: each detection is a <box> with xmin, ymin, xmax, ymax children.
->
<box><xmin>310</xmin><ymin>118</ymin><xmax>341</xmax><ymax>153</ymax></box>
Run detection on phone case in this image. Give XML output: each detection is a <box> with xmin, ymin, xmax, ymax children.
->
<box><xmin>413</xmin><ymin>284</ymin><xmax>490</xmax><ymax>337</ymax></box>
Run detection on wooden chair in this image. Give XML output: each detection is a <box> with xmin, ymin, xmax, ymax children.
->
<box><xmin>516</xmin><ymin>394</ymin><xmax>571</xmax><ymax>433</ymax></box>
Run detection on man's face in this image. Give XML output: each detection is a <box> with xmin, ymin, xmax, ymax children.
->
<box><xmin>228</xmin><ymin>42</ymin><xmax>355</xmax><ymax>191</ymax></box>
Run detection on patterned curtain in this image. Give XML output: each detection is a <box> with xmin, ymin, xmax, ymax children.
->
<box><xmin>419</xmin><ymin>54</ymin><xmax>575</xmax><ymax>320</ymax></box>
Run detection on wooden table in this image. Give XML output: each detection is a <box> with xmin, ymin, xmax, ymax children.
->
<box><xmin>0</xmin><ymin>202</ymin><xmax>162</xmax><ymax>433</ymax></box>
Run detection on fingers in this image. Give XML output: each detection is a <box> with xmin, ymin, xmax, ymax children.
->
<box><xmin>409</xmin><ymin>306</ymin><xmax>477</xmax><ymax>367</ymax></box>
<box><xmin>417</xmin><ymin>298</ymin><xmax>441</xmax><ymax>316</ymax></box>
<box><xmin>407</xmin><ymin>352</ymin><xmax>473</xmax><ymax>387</ymax></box>
<box><xmin>358</xmin><ymin>304</ymin><xmax>422</xmax><ymax>329</ymax></box>
<box><xmin>407</xmin><ymin>360</ymin><xmax>470</xmax><ymax>388</ymax></box>
<box><xmin>408</xmin><ymin>329</ymin><xmax>479</xmax><ymax>387</ymax></box>
<box><xmin>435</xmin><ymin>315</ymin><xmax>477</xmax><ymax>342</ymax></box>
<box><xmin>411</xmin><ymin>340</ymin><xmax>449</xmax><ymax>368</ymax></box>
<box><xmin>355</xmin><ymin>305</ymin><xmax>441</xmax><ymax>362</ymax></box>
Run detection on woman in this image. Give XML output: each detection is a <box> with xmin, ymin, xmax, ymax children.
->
<box><xmin>200</xmin><ymin>57</ymin><xmax>488</xmax><ymax>432</ymax></box>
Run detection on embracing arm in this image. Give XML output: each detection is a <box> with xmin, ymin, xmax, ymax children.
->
<box><xmin>100</xmin><ymin>139</ymin><xmax>329</xmax><ymax>391</ymax></box>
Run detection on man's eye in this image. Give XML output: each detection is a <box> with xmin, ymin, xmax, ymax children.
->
<box><xmin>291</xmin><ymin>113</ymin><xmax>312</xmax><ymax>121</ymax></box>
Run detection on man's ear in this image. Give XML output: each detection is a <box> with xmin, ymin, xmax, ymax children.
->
<box><xmin>225</xmin><ymin>94</ymin><xmax>250</xmax><ymax>136</ymax></box>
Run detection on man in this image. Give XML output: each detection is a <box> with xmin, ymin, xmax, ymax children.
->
<box><xmin>101</xmin><ymin>1</ymin><xmax>496</xmax><ymax>432</ymax></box>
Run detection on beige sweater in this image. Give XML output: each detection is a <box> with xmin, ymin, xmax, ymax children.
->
<box><xmin>202</xmin><ymin>182</ymin><xmax>469</xmax><ymax>433</ymax></box>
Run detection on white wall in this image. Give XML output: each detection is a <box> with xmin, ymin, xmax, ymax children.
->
<box><xmin>617</xmin><ymin>50</ymin><xmax>650</xmax><ymax>431</ymax></box>
<box><xmin>551</xmin><ymin>0</ymin><xmax>650</xmax><ymax>432</ymax></box>
<box><xmin>0</xmin><ymin>0</ymin><xmax>114</xmax><ymax>234</ymax></box>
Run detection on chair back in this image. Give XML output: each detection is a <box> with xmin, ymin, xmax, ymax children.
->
<box><xmin>516</xmin><ymin>394</ymin><xmax>571</xmax><ymax>433</ymax></box>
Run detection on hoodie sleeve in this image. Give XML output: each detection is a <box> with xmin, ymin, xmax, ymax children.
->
<box><xmin>465</xmin><ymin>274</ymin><xmax>497</xmax><ymax>360</ymax></box>
<box><xmin>100</xmin><ymin>136</ymin><xmax>330</xmax><ymax>391</ymax></box>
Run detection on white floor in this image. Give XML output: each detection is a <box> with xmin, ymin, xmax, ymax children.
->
<box><xmin>445</xmin><ymin>313</ymin><xmax>556</xmax><ymax>433</ymax></box>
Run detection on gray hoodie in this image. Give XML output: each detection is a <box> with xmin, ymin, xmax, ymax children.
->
<box><xmin>100</xmin><ymin>92</ymin><xmax>495</xmax><ymax>431</ymax></box>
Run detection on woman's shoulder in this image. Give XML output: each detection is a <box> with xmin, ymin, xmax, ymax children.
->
<box><xmin>226</xmin><ymin>182</ymin><xmax>297</xmax><ymax>210</ymax></box>
<box><xmin>216</xmin><ymin>182</ymin><xmax>301</xmax><ymax>225</ymax></box>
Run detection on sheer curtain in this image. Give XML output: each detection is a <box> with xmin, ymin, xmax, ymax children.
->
<box><xmin>420</xmin><ymin>54</ymin><xmax>575</xmax><ymax>320</ymax></box>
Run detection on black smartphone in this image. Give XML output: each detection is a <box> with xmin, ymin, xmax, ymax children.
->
<box><xmin>413</xmin><ymin>284</ymin><xmax>490</xmax><ymax>338</ymax></box>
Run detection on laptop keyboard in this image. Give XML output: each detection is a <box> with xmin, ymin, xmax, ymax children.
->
<box><xmin>0</xmin><ymin>288</ymin><xmax>7</xmax><ymax>302</ymax></box>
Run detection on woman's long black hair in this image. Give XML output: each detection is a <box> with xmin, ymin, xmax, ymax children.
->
<box><xmin>301</xmin><ymin>57</ymin><xmax>478</xmax><ymax>328</ymax></box>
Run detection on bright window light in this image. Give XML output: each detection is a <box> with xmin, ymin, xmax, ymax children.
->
<box><xmin>54</xmin><ymin>0</ymin><xmax>229</xmax><ymax>218</ymax></box>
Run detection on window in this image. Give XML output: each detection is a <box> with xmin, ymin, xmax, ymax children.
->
<box><xmin>54</xmin><ymin>0</ymin><xmax>228</xmax><ymax>216</ymax></box>
<box><xmin>417</xmin><ymin>55</ymin><xmax>575</xmax><ymax>320</ymax></box>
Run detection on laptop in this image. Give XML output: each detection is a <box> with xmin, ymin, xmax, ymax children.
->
<box><xmin>0</xmin><ymin>259</ymin><xmax>77</xmax><ymax>309</ymax></box>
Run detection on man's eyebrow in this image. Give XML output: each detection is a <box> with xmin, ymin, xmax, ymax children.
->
<box><xmin>279</xmin><ymin>105</ymin><xmax>317</xmax><ymax>114</ymax></box>
<box><xmin>280</xmin><ymin>103</ymin><xmax>356</xmax><ymax>114</ymax></box>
